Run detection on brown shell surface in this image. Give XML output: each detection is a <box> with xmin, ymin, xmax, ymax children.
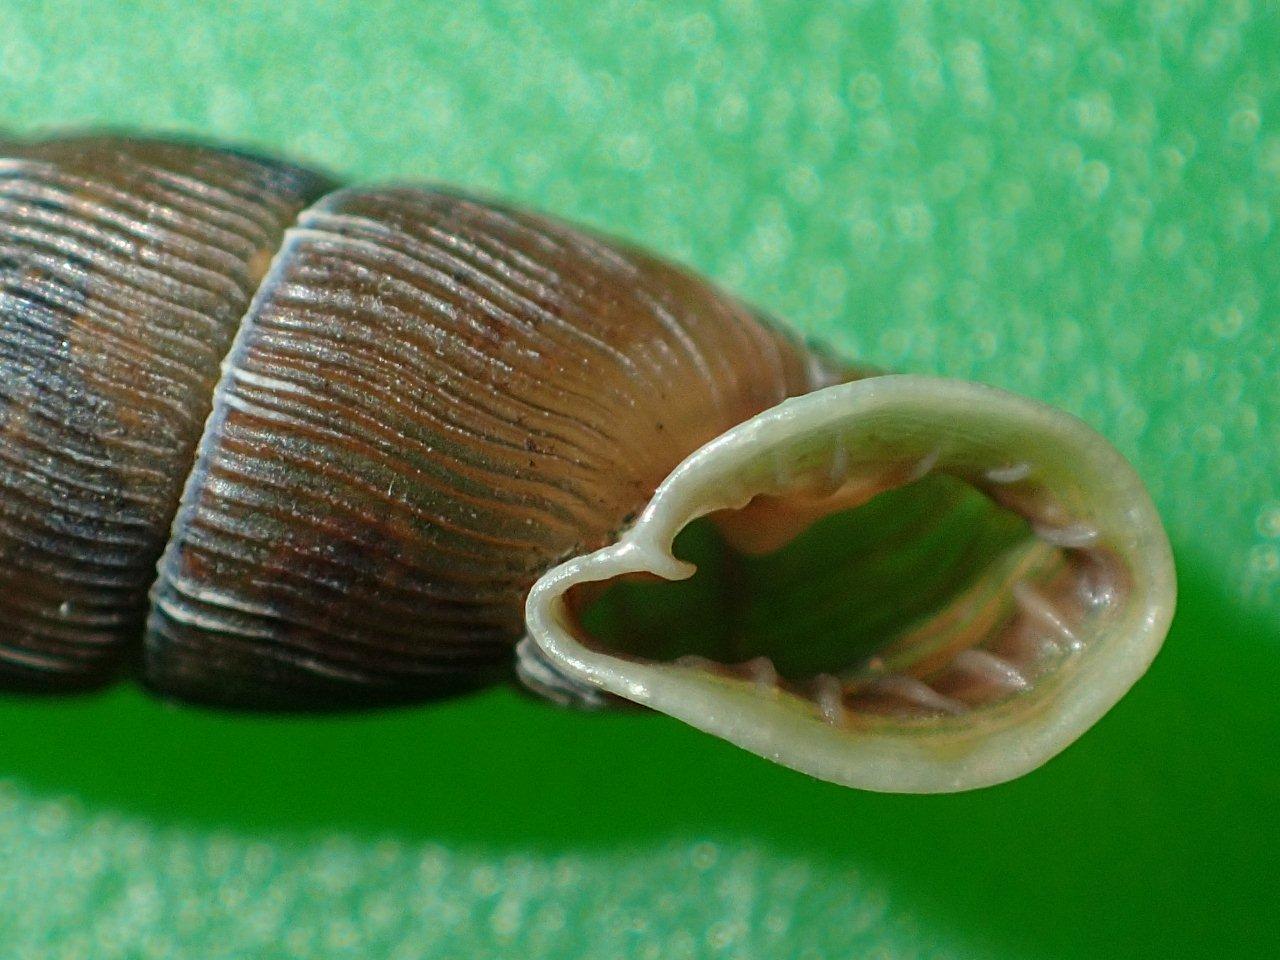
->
<box><xmin>0</xmin><ymin>135</ymin><xmax>824</xmax><ymax>706</ymax></box>
<box><xmin>148</xmin><ymin>187</ymin><xmax>823</xmax><ymax>707</ymax></box>
<box><xmin>0</xmin><ymin>136</ymin><xmax>331</xmax><ymax>689</ymax></box>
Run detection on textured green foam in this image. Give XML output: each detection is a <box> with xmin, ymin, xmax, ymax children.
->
<box><xmin>0</xmin><ymin>0</ymin><xmax>1276</xmax><ymax>957</ymax></box>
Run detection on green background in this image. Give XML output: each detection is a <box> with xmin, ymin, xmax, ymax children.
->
<box><xmin>1</xmin><ymin>0</ymin><xmax>1277</xmax><ymax>957</ymax></box>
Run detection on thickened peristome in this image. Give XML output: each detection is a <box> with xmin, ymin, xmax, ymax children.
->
<box><xmin>523</xmin><ymin>377</ymin><xmax>1175</xmax><ymax>792</ymax></box>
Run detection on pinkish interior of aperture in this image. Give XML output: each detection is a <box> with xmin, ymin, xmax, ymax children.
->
<box><xmin>562</xmin><ymin>454</ymin><xmax>1131</xmax><ymax>727</ymax></box>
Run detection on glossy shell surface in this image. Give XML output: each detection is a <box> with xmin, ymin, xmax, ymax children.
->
<box><xmin>0</xmin><ymin>135</ymin><xmax>827</xmax><ymax>705</ymax></box>
<box><xmin>0</xmin><ymin>137</ymin><xmax>330</xmax><ymax>687</ymax></box>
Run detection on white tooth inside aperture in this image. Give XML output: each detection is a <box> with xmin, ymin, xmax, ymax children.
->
<box><xmin>1033</xmin><ymin>521</ymin><xmax>1101</xmax><ymax>549</ymax></box>
<box><xmin>742</xmin><ymin>656</ymin><xmax>779</xmax><ymax>689</ymax></box>
<box><xmin>812</xmin><ymin>674</ymin><xmax>846</xmax><ymax>725</ymax></box>
<box><xmin>905</xmin><ymin>446</ymin><xmax>941</xmax><ymax>482</ymax></box>
<box><xmin>827</xmin><ymin>436</ymin><xmax>850</xmax><ymax>486</ymax></box>
<box><xmin>1013</xmin><ymin>581</ymin><xmax>1083</xmax><ymax>651</ymax></box>
<box><xmin>985</xmin><ymin>461</ymin><xmax>1032</xmax><ymax>484</ymax></box>
<box><xmin>951</xmin><ymin>649</ymin><xmax>1030</xmax><ymax>691</ymax></box>
<box><xmin>859</xmin><ymin>675</ymin><xmax>967</xmax><ymax>716</ymax></box>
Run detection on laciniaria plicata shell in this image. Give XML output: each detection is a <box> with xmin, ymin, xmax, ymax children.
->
<box><xmin>0</xmin><ymin>134</ymin><xmax>1175</xmax><ymax>791</ymax></box>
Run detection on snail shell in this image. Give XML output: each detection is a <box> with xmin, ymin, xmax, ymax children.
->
<box><xmin>0</xmin><ymin>134</ymin><xmax>1175</xmax><ymax>791</ymax></box>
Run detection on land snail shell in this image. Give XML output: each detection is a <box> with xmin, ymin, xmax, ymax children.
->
<box><xmin>0</xmin><ymin>134</ymin><xmax>1175</xmax><ymax>792</ymax></box>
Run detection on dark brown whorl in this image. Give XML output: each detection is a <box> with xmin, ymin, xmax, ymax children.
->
<box><xmin>146</xmin><ymin>186</ymin><xmax>830</xmax><ymax>707</ymax></box>
<box><xmin>0</xmin><ymin>136</ymin><xmax>330</xmax><ymax>688</ymax></box>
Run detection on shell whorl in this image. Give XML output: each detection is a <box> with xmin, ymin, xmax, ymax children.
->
<box><xmin>0</xmin><ymin>135</ymin><xmax>827</xmax><ymax>703</ymax></box>
<box><xmin>0</xmin><ymin>136</ymin><xmax>331</xmax><ymax>687</ymax></box>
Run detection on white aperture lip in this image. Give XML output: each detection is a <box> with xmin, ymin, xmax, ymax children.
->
<box><xmin>523</xmin><ymin>375</ymin><xmax>1177</xmax><ymax>793</ymax></box>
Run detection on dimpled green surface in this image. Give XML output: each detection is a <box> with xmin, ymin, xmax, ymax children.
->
<box><xmin>0</xmin><ymin>0</ymin><xmax>1276</xmax><ymax>957</ymax></box>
